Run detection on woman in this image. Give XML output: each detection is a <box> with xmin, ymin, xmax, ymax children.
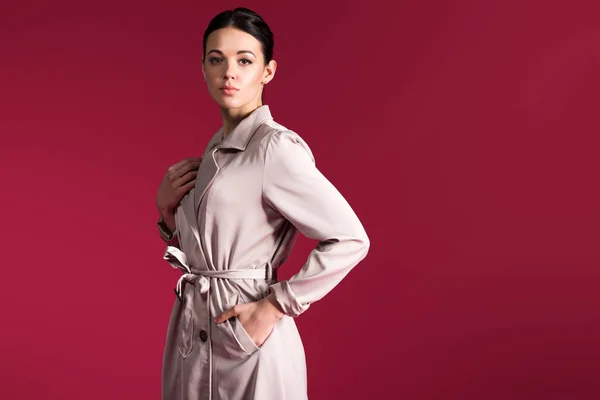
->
<box><xmin>155</xmin><ymin>7</ymin><xmax>369</xmax><ymax>400</ymax></box>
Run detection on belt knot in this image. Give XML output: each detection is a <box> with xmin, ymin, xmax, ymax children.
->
<box><xmin>164</xmin><ymin>246</ymin><xmax>275</xmax><ymax>303</ymax></box>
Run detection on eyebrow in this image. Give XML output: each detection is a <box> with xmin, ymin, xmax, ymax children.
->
<box><xmin>207</xmin><ymin>49</ymin><xmax>256</xmax><ymax>57</ymax></box>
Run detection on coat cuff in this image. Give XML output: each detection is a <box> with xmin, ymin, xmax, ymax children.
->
<box><xmin>268</xmin><ymin>280</ymin><xmax>310</xmax><ymax>317</ymax></box>
<box><xmin>157</xmin><ymin>216</ymin><xmax>178</xmax><ymax>243</ymax></box>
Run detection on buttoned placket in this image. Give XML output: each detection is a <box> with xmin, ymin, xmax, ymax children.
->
<box><xmin>164</xmin><ymin>245</ymin><xmax>273</xmax><ymax>399</ymax></box>
<box><xmin>165</xmin><ymin>109</ymin><xmax>274</xmax><ymax>398</ymax></box>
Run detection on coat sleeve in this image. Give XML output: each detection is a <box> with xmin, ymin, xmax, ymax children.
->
<box><xmin>263</xmin><ymin>130</ymin><xmax>370</xmax><ymax>317</ymax></box>
<box><xmin>157</xmin><ymin>215</ymin><xmax>180</xmax><ymax>248</ymax></box>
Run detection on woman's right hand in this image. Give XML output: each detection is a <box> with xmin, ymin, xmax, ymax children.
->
<box><xmin>156</xmin><ymin>157</ymin><xmax>203</xmax><ymax>218</ymax></box>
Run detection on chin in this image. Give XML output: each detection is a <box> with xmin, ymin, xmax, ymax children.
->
<box><xmin>213</xmin><ymin>96</ymin><xmax>251</xmax><ymax>111</ymax></box>
<box><xmin>218</xmin><ymin>99</ymin><xmax>242</xmax><ymax>108</ymax></box>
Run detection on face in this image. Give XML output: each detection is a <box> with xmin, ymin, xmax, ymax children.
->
<box><xmin>202</xmin><ymin>27</ymin><xmax>276</xmax><ymax>114</ymax></box>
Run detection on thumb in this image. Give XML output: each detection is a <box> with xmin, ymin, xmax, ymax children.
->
<box><xmin>214</xmin><ymin>306</ymin><xmax>237</xmax><ymax>324</ymax></box>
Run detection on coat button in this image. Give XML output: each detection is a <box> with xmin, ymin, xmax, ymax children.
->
<box><xmin>199</xmin><ymin>330</ymin><xmax>208</xmax><ymax>342</ymax></box>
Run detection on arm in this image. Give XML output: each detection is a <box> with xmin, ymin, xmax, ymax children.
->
<box><xmin>263</xmin><ymin>130</ymin><xmax>370</xmax><ymax>317</ymax></box>
<box><xmin>156</xmin><ymin>155</ymin><xmax>206</xmax><ymax>249</ymax></box>
<box><xmin>157</xmin><ymin>212</ymin><xmax>180</xmax><ymax>248</ymax></box>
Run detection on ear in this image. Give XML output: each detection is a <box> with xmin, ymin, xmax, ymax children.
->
<box><xmin>263</xmin><ymin>59</ymin><xmax>277</xmax><ymax>84</ymax></box>
<box><xmin>201</xmin><ymin>62</ymin><xmax>206</xmax><ymax>81</ymax></box>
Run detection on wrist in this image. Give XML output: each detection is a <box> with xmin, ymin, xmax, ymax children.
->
<box><xmin>157</xmin><ymin>212</ymin><xmax>177</xmax><ymax>238</ymax></box>
<box><xmin>158</xmin><ymin>206</ymin><xmax>174</xmax><ymax>218</ymax></box>
<box><xmin>263</xmin><ymin>292</ymin><xmax>285</xmax><ymax>321</ymax></box>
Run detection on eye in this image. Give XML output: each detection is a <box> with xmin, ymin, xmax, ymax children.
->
<box><xmin>240</xmin><ymin>58</ymin><xmax>252</xmax><ymax>65</ymax></box>
<box><xmin>208</xmin><ymin>57</ymin><xmax>222</xmax><ymax>64</ymax></box>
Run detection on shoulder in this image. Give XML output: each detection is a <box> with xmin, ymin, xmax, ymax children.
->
<box><xmin>256</xmin><ymin>119</ymin><xmax>315</xmax><ymax>164</ymax></box>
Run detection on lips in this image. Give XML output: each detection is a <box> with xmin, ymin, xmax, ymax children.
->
<box><xmin>220</xmin><ymin>86</ymin><xmax>239</xmax><ymax>96</ymax></box>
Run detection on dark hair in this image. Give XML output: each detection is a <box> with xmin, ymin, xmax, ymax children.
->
<box><xmin>203</xmin><ymin>7</ymin><xmax>274</xmax><ymax>65</ymax></box>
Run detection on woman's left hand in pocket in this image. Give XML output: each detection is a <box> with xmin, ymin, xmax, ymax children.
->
<box><xmin>214</xmin><ymin>293</ymin><xmax>285</xmax><ymax>347</ymax></box>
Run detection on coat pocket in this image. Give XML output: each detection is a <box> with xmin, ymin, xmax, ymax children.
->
<box><xmin>227</xmin><ymin>292</ymin><xmax>275</xmax><ymax>356</ymax></box>
<box><xmin>177</xmin><ymin>290</ymin><xmax>194</xmax><ymax>359</ymax></box>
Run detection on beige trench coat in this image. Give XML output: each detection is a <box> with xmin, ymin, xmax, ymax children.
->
<box><xmin>158</xmin><ymin>105</ymin><xmax>370</xmax><ymax>400</ymax></box>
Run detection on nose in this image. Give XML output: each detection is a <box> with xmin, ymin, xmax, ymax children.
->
<box><xmin>223</xmin><ymin>61</ymin><xmax>237</xmax><ymax>81</ymax></box>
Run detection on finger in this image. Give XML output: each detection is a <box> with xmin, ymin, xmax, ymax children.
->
<box><xmin>168</xmin><ymin>159</ymin><xmax>202</xmax><ymax>178</ymax></box>
<box><xmin>181</xmin><ymin>156</ymin><xmax>203</xmax><ymax>166</ymax></box>
<box><xmin>167</xmin><ymin>181</ymin><xmax>197</xmax><ymax>207</ymax></box>
<box><xmin>169</xmin><ymin>162</ymin><xmax>201</xmax><ymax>181</ymax></box>
<box><xmin>177</xmin><ymin>179</ymin><xmax>196</xmax><ymax>195</ymax></box>
<box><xmin>167</xmin><ymin>158</ymin><xmax>194</xmax><ymax>173</ymax></box>
<box><xmin>172</xmin><ymin>170</ymin><xmax>198</xmax><ymax>189</ymax></box>
<box><xmin>172</xmin><ymin>180</ymin><xmax>196</xmax><ymax>199</ymax></box>
<box><xmin>214</xmin><ymin>307</ymin><xmax>238</xmax><ymax>324</ymax></box>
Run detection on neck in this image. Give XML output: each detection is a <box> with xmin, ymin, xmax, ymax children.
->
<box><xmin>221</xmin><ymin>102</ymin><xmax>263</xmax><ymax>137</ymax></box>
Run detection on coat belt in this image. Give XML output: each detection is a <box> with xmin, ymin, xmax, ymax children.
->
<box><xmin>163</xmin><ymin>246</ymin><xmax>275</xmax><ymax>399</ymax></box>
<box><xmin>163</xmin><ymin>246</ymin><xmax>273</xmax><ymax>302</ymax></box>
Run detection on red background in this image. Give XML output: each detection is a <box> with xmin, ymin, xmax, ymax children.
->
<box><xmin>1</xmin><ymin>1</ymin><xmax>599</xmax><ymax>399</ymax></box>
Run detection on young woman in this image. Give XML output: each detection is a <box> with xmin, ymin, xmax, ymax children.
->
<box><xmin>155</xmin><ymin>7</ymin><xmax>370</xmax><ymax>400</ymax></box>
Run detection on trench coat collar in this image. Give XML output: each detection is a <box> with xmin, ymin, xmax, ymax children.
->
<box><xmin>217</xmin><ymin>105</ymin><xmax>273</xmax><ymax>151</ymax></box>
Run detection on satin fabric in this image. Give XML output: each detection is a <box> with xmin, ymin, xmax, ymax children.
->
<box><xmin>160</xmin><ymin>105</ymin><xmax>369</xmax><ymax>400</ymax></box>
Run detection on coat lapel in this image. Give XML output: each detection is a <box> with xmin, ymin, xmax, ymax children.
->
<box><xmin>193</xmin><ymin>105</ymin><xmax>274</xmax><ymax>215</ymax></box>
<box><xmin>193</xmin><ymin>127</ymin><xmax>223</xmax><ymax>210</ymax></box>
<box><xmin>179</xmin><ymin>190</ymin><xmax>201</xmax><ymax>246</ymax></box>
